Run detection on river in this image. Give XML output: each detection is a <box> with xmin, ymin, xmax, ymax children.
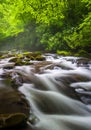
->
<box><xmin>0</xmin><ymin>53</ymin><xmax>91</xmax><ymax>130</ymax></box>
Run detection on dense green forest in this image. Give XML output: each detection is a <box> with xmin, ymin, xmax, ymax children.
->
<box><xmin>0</xmin><ymin>0</ymin><xmax>91</xmax><ymax>55</ymax></box>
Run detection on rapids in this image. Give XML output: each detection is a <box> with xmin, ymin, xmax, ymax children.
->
<box><xmin>0</xmin><ymin>53</ymin><xmax>91</xmax><ymax>130</ymax></box>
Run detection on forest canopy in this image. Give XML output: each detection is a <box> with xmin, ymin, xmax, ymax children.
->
<box><xmin>0</xmin><ymin>0</ymin><xmax>91</xmax><ymax>53</ymax></box>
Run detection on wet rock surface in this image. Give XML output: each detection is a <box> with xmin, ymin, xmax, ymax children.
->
<box><xmin>0</xmin><ymin>79</ymin><xmax>30</xmax><ymax>128</ymax></box>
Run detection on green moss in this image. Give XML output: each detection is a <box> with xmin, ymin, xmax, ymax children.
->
<box><xmin>23</xmin><ymin>51</ymin><xmax>44</xmax><ymax>61</ymax></box>
<box><xmin>57</xmin><ymin>50</ymin><xmax>72</xmax><ymax>56</ymax></box>
<box><xmin>0</xmin><ymin>55</ymin><xmax>7</xmax><ymax>59</ymax></box>
<box><xmin>35</xmin><ymin>55</ymin><xmax>45</xmax><ymax>61</ymax></box>
<box><xmin>16</xmin><ymin>54</ymin><xmax>23</xmax><ymax>59</ymax></box>
<box><xmin>23</xmin><ymin>52</ymin><xmax>32</xmax><ymax>56</ymax></box>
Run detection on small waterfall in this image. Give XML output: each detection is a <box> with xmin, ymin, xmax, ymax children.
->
<box><xmin>0</xmin><ymin>53</ymin><xmax>91</xmax><ymax>130</ymax></box>
<box><xmin>18</xmin><ymin>55</ymin><xmax>91</xmax><ymax>130</ymax></box>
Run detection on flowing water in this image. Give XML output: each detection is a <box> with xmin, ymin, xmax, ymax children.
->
<box><xmin>0</xmin><ymin>54</ymin><xmax>91</xmax><ymax>130</ymax></box>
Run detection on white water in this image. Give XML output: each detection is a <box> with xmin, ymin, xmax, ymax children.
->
<box><xmin>0</xmin><ymin>54</ymin><xmax>91</xmax><ymax>130</ymax></box>
<box><xmin>18</xmin><ymin>55</ymin><xmax>91</xmax><ymax>130</ymax></box>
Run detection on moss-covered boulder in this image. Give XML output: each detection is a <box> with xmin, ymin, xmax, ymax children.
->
<box><xmin>0</xmin><ymin>87</ymin><xmax>30</xmax><ymax>128</ymax></box>
<box><xmin>9</xmin><ymin>57</ymin><xmax>32</xmax><ymax>66</ymax></box>
<box><xmin>23</xmin><ymin>51</ymin><xmax>45</xmax><ymax>61</ymax></box>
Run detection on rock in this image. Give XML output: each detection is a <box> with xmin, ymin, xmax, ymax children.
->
<box><xmin>9</xmin><ymin>57</ymin><xmax>19</xmax><ymax>62</ymax></box>
<box><xmin>0</xmin><ymin>63</ymin><xmax>15</xmax><ymax>69</ymax></box>
<box><xmin>0</xmin><ymin>113</ymin><xmax>28</xmax><ymax>128</ymax></box>
<box><xmin>76</xmin><ymin>58</ymin><xmax>90</xmax><ymax>67</ymax></box>
<box><xmin>33</xmin><ymin>61</ymin><xmax>54</xmax><ymax>73</ymax></box>
<box><xmin>3</xmin><ymin>63</ymin><xmax>15</xmax><ymax>69</ymax></box>
<box><xmin>0</xmin><ymin>86</ymin><xmax>30</xmax><ymax>128</ymax></box>
<box><xmin>35</xmin><ymin>55</ymin><xmax>45</xmax><ymax>61</ymax></box>
<box><xmin>9</xmin><ymin>57</ymin><xmax>33</xmax><ymax>66</ymax></box>
<box><xmin>10</xmin><ymin>72</ymin><xmax>23</xmax><ymax>88</ymax></box>
<box><xmin>23</xmin><ymin>52</ymin><xmax>45</xmax><ymax>61</ymax></box>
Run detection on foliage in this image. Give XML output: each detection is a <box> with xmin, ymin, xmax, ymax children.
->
<box><xmin>0</xmin><ymin>0</ymin><xmax>24</xmax><ymax>38</ymax></box>
<box><xmin>64</xmin><ymin>1</ymin><xmax>91</xmax><ymax>52</ymax></box>
<box><xmin>0</xmin><ymin>0</ymin><xmax>91</xmax><ymax>55</ymax></box>
<box><xmin>74</xmin><ymin>49</ymin><xmax>90</xmax><ymax>58</ymax></box>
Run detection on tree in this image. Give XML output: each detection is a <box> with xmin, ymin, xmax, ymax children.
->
<box><xmin>0</xmin><ymin>0</ymin><xmax>24</xmax><ymax>39</ymax></box>
<box><xmin>0</xmin><ymin>0</ymin><xmax>91</xmax><ymax>53</ymax></box>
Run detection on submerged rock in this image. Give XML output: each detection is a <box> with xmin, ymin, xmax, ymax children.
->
<box><xmin>76</xmin><ymin>58</ymin><xmax>90</xmax><ymax>67</ymax></box>
<box><xmin>33</xmin><ymin>61</ymin><xmax>54</xmax><ymax>73</ymax></box>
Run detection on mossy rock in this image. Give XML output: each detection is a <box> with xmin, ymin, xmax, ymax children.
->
<box><xmin>0</xmin><ymin>55</ymin><xmax>8</xmax><ymax>59</ymax></box>
<box><xmin>23</xmin><ymin>52</ymin><xmax>33</xmax><ymax>58</ymax></box>
<box><xmin>9</xmin><ymin>57</ymin><xmax>24</xmax><ymax>66</ymax></box>
<box><xmin>0</xmin><ymin>86</ymin><xmax>30</xmax><ymax>128</ymax></box>
<box><xmin>9</xmin><ymin>57</ymin><xmax>22</xmax><ymax>66</ymax></box>
<box><xmin>57</xmin><ymin>50</ymin><xmax>72</xmax><ymax>56</ymax></box>
<box><xmin>23</xmin><ymin>52</ymin><xmax>45</xmax><ymax>61</ymax></box>
<box><xmin>19</xmin><ymin>61</ymin><xmax>33</xmax><ymax>65</ymax></box>
<box><xmin>0</xmin><ymin>51</ymin><xmax>5</xmax><ymax>57</ymax></box>
<box><xmin>23</xmin><ymin>52</ymin><xmax>32</xmax><ymax>55</ymax></box>
<box><xmin>15</xmin><ymin>59</ymin><xmax>32</xmax><ymax>66</ymax></box>
<box><xmin>9</xmin><ymin>56</ymin><xmax>32</xmax><ymax>66</ymax></box>
<box><xmin>35</xmin><ymin>55</ymin><xmax>45</xmax><ymax>61</ymax></box>
<box><xmin>24</xmin><ymin>61</ymin><xmax>33</xmax><ymax>65</ymax></box>
<box><xmin>15</xmin><ymin>60</ymin><xmax>25</xmax><ymax>66</ymax></box>
<box><xmin>0</xmin><ymin>54</ymin><xmax>15</xmax><ymax>59</ymax></box>
<box><xmin>0</xmin><ymin>113</ymin><xmax>27</xmax><ymax>128</ymax></box>
<box><xmin>9</xmin><ymin>57</ymin><xmax>18</xmax><ymax>62</ymax></box>
<box><xmin>23</xmin><ymin>51</ymin><xmax>41</xmax><ymax>56</ymax></box>
<box><xmin>16</xmin><ymin>54</ymin><xmax>24</xmax><ymax>59</ymax></box>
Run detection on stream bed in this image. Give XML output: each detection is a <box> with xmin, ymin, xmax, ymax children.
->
<box><xmin>0</xmin><ymin>53</ymin><xmax>91</xmax><ymax>130</ymax></box>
